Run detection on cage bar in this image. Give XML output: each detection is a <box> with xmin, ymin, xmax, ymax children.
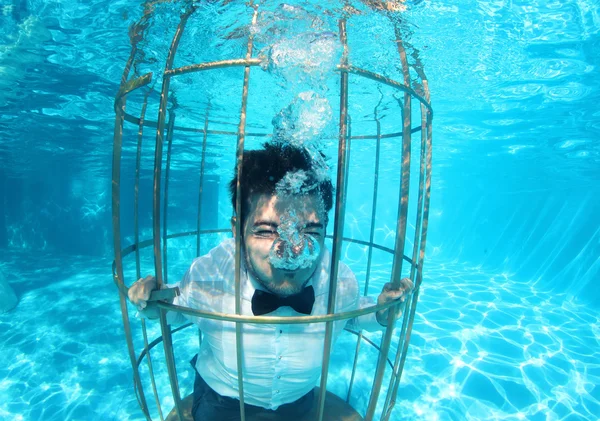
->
<box><xmin>112</xmin><ymin>3</ymin><xmax>433</xmax><ymax>421</ymax></box>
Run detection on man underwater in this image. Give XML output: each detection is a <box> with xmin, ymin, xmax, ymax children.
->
<box><xmin>128</xmin><ymin>142</ymin><xmax>413</xmax><ymax>420</ymax></box>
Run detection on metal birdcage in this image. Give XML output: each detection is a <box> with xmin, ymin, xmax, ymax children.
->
<box><xmin>111</xmin><ymin>2</ymin><xmax>432</xmax><ymax>420</ymax></box>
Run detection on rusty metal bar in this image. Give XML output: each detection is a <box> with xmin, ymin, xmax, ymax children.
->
<box><xmin>381</xmin><ymin>293</ymin><xmax>412</xmax><ymax>421</ymax></box>
<box><xmin>381</xmin><ymin>29</ymin><xmax>418</xmax><ymax>419</ymax></box>
<box><xmin>382</xmin><ymin>95</ymin><xmax>428</xmax><ymax>420</ymax></box>
<box><xmin>165</xmin><ymin>57</ymin><xmax>262</xmax><ymax>76</ymax></box>
<box><xmin>140</xmin><ymin>319</ymin><xmax>165</xmax><ymax>421</ymax></box>
<box><xmin>123</xmin><ymin>111</ymin><xmax>270</xmax><ymax>137</ymax></box>
<box><xmin>162</xmin><ymin>111</ymin><xmax>175</xmax><ymax>284</ymax></box>
<box><xmin>147</xmin><ymin>287</ymin><xmax>403</xmax><ymax>324</ymax></box>
<box><xmin>136</xmin><ymin>323</ymin><xmax>194</xmax><ymax>365</ymax></box>
<box><xmin>337</xmin><ymin>65</ymin><xmax>432</xmax><ymax>115</ymax></box>
<box><xmin>381</xmin><ymin>33</ymin><xmax>433</xmax><ymax>419</ymax></box>
<box><xmin>345</xmin><ymin>328</ymin><xmax>362</xmax><ymax>404</ymax></box>
<box><xmin>134</xmin><ymin>93</ymin><xmax>149</xmax><ymax>284</ymax></box>
<box><xmin>152</xmin><ymin>8</ymin><xmax>195</xmax><ymax>421</ymax></box>
<box><xmin>382</xmin><ymin>123</ymin><xmax>427</xmax><ymax>419</ymax></box>
<box><xmin>350</xmin><ymin>126</ymin><xmax>421</xmax><ymax>139</ymax></box>
<box><xmin>381</xmin><ymin>31</ymin><xmax>425</xmax><ymax>421</ymax></box>
<box><xmin>112</xmin><ymin>30</ymin><xmax>152</xmax><ymax>421</ymax></box>
<box><xmin>134</xmin><ymin>324</ymin><xmax>394</xmax><ymax>371</ymax></box>
<box><xmin>342</xmin><ymin>112</ymin><xmax>358</xmax><ymax>405</ymax></box>
<box><xmin>365</xmin><ymin>43</ymin><xmax>413</xmax><ymax>421</ymax></box>
<box><xmin>343</xmin><ymin>116</ymin><xmax>352</xmax><ymax>199</ymax></box>
<box><xmin>233</xmin><ymin>6</ymin><xmax>259</xmax><ymax>421</ymax></box>
<box><xmin>347</xmin><ymin>103</ymin><xmax>383</xmax><ymax>404</ymax></box>
<box><xmin>384</xmin><ymin>88</ymin><xmax>432</xmax><ymax>421</ymax></box>
<box><xmin>123</xmin><ymin>110</ymin><xmax>422</xmax><ymax>139</ymax></box>
<box><xmin>135</xmin><ymin>93</ymin><xmax>165</xmax><ymax>421</ymax></box>
<box><xmin>196</xmin><ymin>106</ymin><xmax>210</xmax><ymax>256</ymax></box>
<box><xmin>316</xmin><ymin>18</ymin><xmax>350</xmax><ymax>421</ymax></box>
<box><xmin>365</xmin><ymin>111</ymin><xmax>383</xmax><ymax>296</ymax></box>
<box><xmin>114</xmin><ymin>72</ymin><xmax>153</xmax><ymax>111</ymax></box>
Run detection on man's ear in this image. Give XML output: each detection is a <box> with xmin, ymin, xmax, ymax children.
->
<box><xmin>230</xmin><ymin>216</ymin><xmax>237</xmax><ymax>238</ymax></box>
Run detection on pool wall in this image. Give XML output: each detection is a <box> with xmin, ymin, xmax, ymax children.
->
<box><xmin>427</xmin><ymin>156</ymin><xmax>600</xmax><ymax>307</ymax></box>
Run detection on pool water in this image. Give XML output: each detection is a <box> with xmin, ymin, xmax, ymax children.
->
<box><xmin>1</xmin><ymin>251</ymin><xmax>598</xmax><ymax>420</ymax></box>
<box><xmin>1</xmin><ymin>0</ymin><xmax>599</xmax><ymax>420</ymax></box>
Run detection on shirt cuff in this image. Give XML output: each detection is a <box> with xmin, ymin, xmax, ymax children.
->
<box><xmin>355</xmin><ymin>296</ymin><xmax>385</xmax><ymax>332</ymax></box>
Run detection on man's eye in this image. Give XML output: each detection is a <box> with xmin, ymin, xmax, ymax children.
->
<box><xmin>305</xmin><ymin>231</ymin><xmax>322</xmax><ymax>237</ymax></box>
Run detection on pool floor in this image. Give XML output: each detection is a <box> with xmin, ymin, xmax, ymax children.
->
<box><xmin>0</xmin><ymin>251</ymin><xmax>598</xmax><ymax>421</ymax></box>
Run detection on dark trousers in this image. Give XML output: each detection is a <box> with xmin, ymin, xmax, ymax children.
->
<box><xmin>191</xmin><ymin>356</ymin><xmax>315</xmax><ymax>421</ymax></box>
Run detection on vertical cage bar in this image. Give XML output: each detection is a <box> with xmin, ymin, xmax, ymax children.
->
<box><xmin>381</xmin><ymin>101</ymin><xmax>430</xmax><ymax>420</ymax></box>
<box><xmin>346</xmin><ymin>330</ymin><xmax>363</xmax><ymax>404</ymax></box>
<box><xmin>162</xmin><ymin>111</ymin><xmax>175</xmax><ymax>284</ymax></box>
<box><xmin>152</xmin><ymin>9</ymin><xmax>195</xmax><ymax>421</ymax></box>
<box><xmin>140</xmin><ymin>320</ymin><xmax>165</xmax><ymax>421</ymax></box>
<box><xmin>381</xmin><ymin>38</ymin><xmax>425</xmax><ymax>415</ymax></box>
<box><xmin>134</xmin><ymin>93</ymin><xmax>149</xmax><ymax>283</ymax></box>
<box><xmin>381</xmin><ymin>38</ymin><xmax>433</xmax><ymax>420</ymax></box>
<box><xmin>113</xmin><ymin>102</ymin><xmax>152</xmax><ymax>421</ymax></box>
<box><xmin>390</xmin><ymin>96</ymin><xmax>432</xmax><ymax>401</ymax></box>
<box><xmin>112</xmin><ymin>34</ymin><xmax>153</xmax><ymax>420</ymax></box>
<box><xmin>316</xmin><ymin>17</ymin><xmax>350</xmax><ymax>421</ymax></box>
<box><xmin>196</xmin><ymin>106</ymin><xmax>210</xmax><ymax>256</ymax></box>
<box><xmin>381</xmin><ymin>110</ymin><xmax>426</xmax><ymax>417</ymax></box>
<box><xmin>380</xmin><ymin>296</ymin><xmax>413</xmax><ymax>420</ymax></box>
<box><xmin>365</xmin><ymin>113</ymin><xmax>382</xmax><ymax>295</ymax></box>
<box><xmin>365</xmin><ymin>49</ymin><xmax>413</xmax><ymax>421</ymax></box>
<box><xmin>135</xmin><ymin>93</ymin><xmax>166</xmax><ymax>421</ymax></box>
<box><xmin>343</xmin><ymin>116</ymin><xmax>352</xmax><ymax>198</ymax></box>
<box><xmin>347</xmin><ymin>108</ymin><xmax>382</xmax><ymax>404</ymax></box>
<box><xmin>233</xmin><ymin>6</ymin><xmax>259</xmax><ymax>421</ymax></box>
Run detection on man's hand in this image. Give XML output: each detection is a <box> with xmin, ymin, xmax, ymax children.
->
<box><xmin>376</xmin><ymin>277</ymin><xmax>414</xmax><ymax>326</ymax></box>
<box><xmin>128</xmin><ymin>275</ymin><xmax>160</xmax><ymax>318</ymax></box>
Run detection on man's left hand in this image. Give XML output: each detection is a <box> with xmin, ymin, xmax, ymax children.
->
<box><xmin>376</xmin><ymin>277</ymin><xmax>414</xmax><ymax>326</ymax></box>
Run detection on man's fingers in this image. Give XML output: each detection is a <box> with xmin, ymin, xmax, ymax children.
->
<box><xmin>400</xmin><ymin>277</ymin><xmax>414</xmax><ymax>291</ymax></box>
<box><xmin>383</xmin><ymin>278</ymin><xmax>413</xmax><ymax>293</ymax></box>
<box><xmin>128</xmin><ymin>275</ymin><xmax>156</xmax><ymax>305</ymax></box>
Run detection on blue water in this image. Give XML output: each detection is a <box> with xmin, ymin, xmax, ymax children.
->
<box><xmin>1</xmin><ymin>0</ymin><xmax>599</xmax><ymax>420</ymax></box>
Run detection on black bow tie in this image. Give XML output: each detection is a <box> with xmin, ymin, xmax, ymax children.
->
<box><xmin>251</xmin><ymin>286</ymin><xmax>315</xmax><ymax>316</ymax></box>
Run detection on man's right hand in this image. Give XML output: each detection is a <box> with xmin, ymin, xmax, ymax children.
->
<box><xmin>128</xmin><ymin>275</ymin><xmax>159</xmax><ymax>316</ymax></box>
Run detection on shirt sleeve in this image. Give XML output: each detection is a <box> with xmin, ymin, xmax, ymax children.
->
<box><xmin>137</xmin><ymin>239</ymin><xmax>233</xmax><ymax>325</ymax></box>
<box><xmin>167</xmin><ymin>238</ymin><xmax>235</xmax><ymax>326</ymax></box>
<box><xmin>348</xmin><ymin>295</ymin><xmax>385</xmax><ymax>332</ymax></box>
<box><xmin>337</xmin><ymin>263</ymin><xmax>384</xmax><ymax>332</ymax></box>
<box><xmin>166</xmin><ymin>279</ymin><xmax>186</xmax><ymax>325</ymax></box>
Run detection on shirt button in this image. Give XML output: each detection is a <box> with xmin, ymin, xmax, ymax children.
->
<box><xmin>275</xmin><ymin>390</ymin><xmax>279</xmax><ymax>394</ymax></box>
<box><xmin>278</xmin><ymin>355</ymin><xmax>282</xmax><ymax>360</ymax></box>
<box><xmin>277</xmin><ymin>375</ymin><xmax>281</xmax><ymax>379</ymax></box>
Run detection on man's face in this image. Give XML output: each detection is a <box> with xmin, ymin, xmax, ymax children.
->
<box><xmin>235</xmin><ymin>193</ymin><xmax>327</xmax><ymax>297</ymax></box>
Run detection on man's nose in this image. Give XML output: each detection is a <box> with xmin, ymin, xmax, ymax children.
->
<box><xmin>290</xmin><ymin>242</ymin><xmax>304</xmax><ymax>257</ymax></box>
<box><xmin>275</xmin><ymin>240</ymin><xmax>305</xmax><ymax>258</ymax></box>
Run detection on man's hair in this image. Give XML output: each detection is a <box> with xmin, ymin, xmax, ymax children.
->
<box><xmin>229</xmin><ymin>142</ymin><xmax>333</xmax><ymax>226</ymax></box>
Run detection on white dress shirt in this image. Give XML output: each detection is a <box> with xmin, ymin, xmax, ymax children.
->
<box><xmin>167</xmin><ymin>238</ymin><xmax>381</xmax><ymax>410</ymax></box>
